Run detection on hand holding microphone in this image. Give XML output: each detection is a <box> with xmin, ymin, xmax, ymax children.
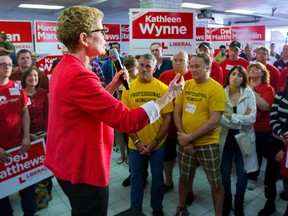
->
<box><xmin>109</xmin><ymin>48</ymin><xmax>130</xmax><ymax>90</ymax></box>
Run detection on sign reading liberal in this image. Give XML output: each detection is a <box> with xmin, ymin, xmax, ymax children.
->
<box><xmin>0</xmin><ymin>139</ymin><xmax>53</xmax><ymax>199</ymax></box>
<box><xmin>34</xmin><ymin>21</ymin><xmax>63</xmax><ymax>55</ymax></box>
<box><xmin>130</xmin><ymin>9</ymin><xmax>195</xmax><ymax>55</ymax></box>
<box><xmin>0</xmin><ymin>20</ymin><xmax>33</xmax><ymax>52</ymax></box>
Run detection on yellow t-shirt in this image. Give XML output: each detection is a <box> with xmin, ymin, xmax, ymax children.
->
<box><xmin>121</xmin><ymin>78</ymin><xmax>174</xmax><ymax>150</ymax></box>
<box><xmin>175</xmin><ymin>78</ymin><xmax>226</xmax><ymax>146</ymax></box>
<box><xmin>118</xmin><ymin>74</ymin><xmax>139</xmax><ymax>91</ymax></box>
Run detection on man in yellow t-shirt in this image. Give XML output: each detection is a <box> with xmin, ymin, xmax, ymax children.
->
<box><xmin>121</xmin><ymin>54</ymin><xmax>173</xmax><ymax>215</ymax></box>
<box><xmin>173</xmin><ymin>53</ymin><xmax>226</xmax><ymax>216</ymax></box>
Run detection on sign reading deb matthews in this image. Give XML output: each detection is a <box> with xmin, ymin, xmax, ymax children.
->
<box><xmin>0</xmin><ymin>139</ymin><xmax>53</xmax><ymax>199</ymax></box>
<box><xmin>129</xmin><ymin>9</ymin><xmax>196</xmax><ymax>55</ymax></box>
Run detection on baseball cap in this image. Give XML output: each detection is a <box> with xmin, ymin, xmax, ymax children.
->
<box><xmin>198</xmin><ymin>42</ymin><xmax>212</xmax><ymax>50</ymax></box>
<box><xmin>229</xmin><ymin>41</ymin><xmax>241</xmax><ymax>50</ymax></box>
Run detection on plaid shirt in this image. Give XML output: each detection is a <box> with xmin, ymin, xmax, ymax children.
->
<box><xmin>90</xmin><ymin>60</ymin><xmax>105</xmax><ymax>83</ymax></box>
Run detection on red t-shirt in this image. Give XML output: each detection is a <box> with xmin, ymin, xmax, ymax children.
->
<box><xmin>278</xmin><ymin>67</ymin><xmax>288</xmax><ymax>91</ymax></box>
<box><xmin>254</xmin><ymin>83</ymin><xmax>275</xmax><ymax>132</ymax></box>
<box><xmin>159</xmin><ymin>69</ymin><xmax>192</xmax><ymax>138</ymax></box>
<box><xmin>0</xmin><ymin>80</ymin><xmax>28</xmax><ymax>150</ymax></box>
<box><xmin>27</xmin><ymin>88</ymin><xmax>48</xmax><ymax>133</ymax></box>
<box><xmin>266</xmin><ymin>64</ymin><xmax>280</xmax><ymax>90</ymax></box>
<box><xmin>220</xmin><ymin>57</ymin><xmax>250</xmax><ymax>84</ymax></box>
<box><xmin>211</xmin><ymin>61</ymin><xmax>223</xmax><ymax>85</ymax></box>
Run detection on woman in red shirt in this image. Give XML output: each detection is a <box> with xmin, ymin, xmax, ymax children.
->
<box><xmin>21</xmin><ymin>66</ymin><xmax>52</xmax><ymax>202</ymax></box>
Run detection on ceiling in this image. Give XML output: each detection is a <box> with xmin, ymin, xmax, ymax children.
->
<box><xmin>0</xmin><ymin>0</ymin><xmax>288</xmax><ymax>27</ymax></box>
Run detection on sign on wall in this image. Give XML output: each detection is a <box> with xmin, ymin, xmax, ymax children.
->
<box><xmin>0</xmin><ymin>20</ymin><xmax>33</xmax><ymax>52</ymax></box>
<box><xmin>34</xmin><ymin>21</ymin><xmax>63</xmax><ymax>55</ymax></box>
<box><xmin>0</xmin><ymin>139</ymin><xmax>53</xmax><ymax>199</ymax></box>
<box><xmin>129</xmin><ymin>9</ymin><xmax>196</xmax><ymax>55</ymax></box>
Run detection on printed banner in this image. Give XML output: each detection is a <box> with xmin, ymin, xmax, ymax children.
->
<box><xmin>0</xmin><ymin>139</ymin><xmax>53</xmax><ymax>199</ymax></box>
<box><xmin>129</xmin><ymin>9</ymin><xmax>195</xmax><ymax>55</ymax></box>
<box><xmin>34</xmin><ymin>21</ymin><xmax>63</xmax><ymax>55</ymax></box>
<box><xmin>0</xmin><ymin>20</ymin><xmax>33</xmax><ymax>52</ymax></box>
<box><xmin>37</xmin><ymin>55</ymin><xmax>62</xmax><ymax>79</ymax></box>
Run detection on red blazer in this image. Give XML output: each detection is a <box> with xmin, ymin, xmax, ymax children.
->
<box><xmin>44</xmin><ymin>54</ymin><xmax>148</xmax><ymax>186</ymax></box>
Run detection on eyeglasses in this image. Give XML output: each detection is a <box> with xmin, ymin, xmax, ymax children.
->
<box><xmin>91</xmin><ymin>28</ymin><xmax>107</xmax><ymax>37</ymax></box>
<box><xmin>0</xmin><ymin>63</ymin><xmax>13</xmax><ymax>68</ymax></box>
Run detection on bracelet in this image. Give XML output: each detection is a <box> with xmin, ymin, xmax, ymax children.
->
<box><xmin>134</xmin><ymin>139</ymin><xmax>140</xmax><ymax>146</ymax></box>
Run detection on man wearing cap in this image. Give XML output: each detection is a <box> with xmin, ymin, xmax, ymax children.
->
<box><xmin>150</xmin><ymin>42</ymin><xmax>173</xmax><ymax>78</ymax></box>
<box><xmin>215</xmin><ymin>45</ymin><xmax>227</xmax><ymax>63</ymax></box>
<box><xmin>219</xmin><ymin>41</ymin><xmax>250</xmax><ymax>84</ymax></box>
<box><xmin>198</xmin><ymin>42</ymin><xmax>223</xmax><ymax>85</ymax></box>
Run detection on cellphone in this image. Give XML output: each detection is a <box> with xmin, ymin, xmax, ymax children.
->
<box><xmin>36</xmin><ymin>131</ymin><xmax>45</xmax><ymax>136</ymax></box>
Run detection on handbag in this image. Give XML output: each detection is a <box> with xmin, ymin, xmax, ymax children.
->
<box><xmin>234</xmin><ymin>132</ymin><xmax>253</xmax><ymax>156</ymax></box>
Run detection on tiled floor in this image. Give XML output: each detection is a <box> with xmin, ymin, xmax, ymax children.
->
<box><xmin>10</xmin><ymin>149</ymin><xmax>287</xmax><ymax>216</ymax></box>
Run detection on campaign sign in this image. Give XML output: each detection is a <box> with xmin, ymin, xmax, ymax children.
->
<box><xmin>130</xmin><ymin>9</ymin><xmax>195</xmax><ymax>55</ymax></box>
<box><xmin>37</xmin><ymin>54</ymin><xmax>62</xmax><ymax>79</ymax></box>
<box><xmin>121</xmin><ymin>24</ymin><xmax>129</xmax><ymax>42</ymax></box>
<box><xmin>34</xmin><ymin>21</ymin><xmax>63</xmax><ymax>55</ymax></box>
<box><xmin>196</xmin><ymin>27</ymin><xmax>205</xmax><ymax>41</ymax></box>
<box><xmin>103</xmin><ymin>24</ymin><xmax>121</xmax><ymax>42</ymax></box>
<box><xmin>0</xmin><ymin>139</ymin><xmax>53</xmax><ymax>199</ymax></box>
<box><xmin>0</xmin><ymin>20</ymin><xmax>33</xmax><ymax>52</ymax></box>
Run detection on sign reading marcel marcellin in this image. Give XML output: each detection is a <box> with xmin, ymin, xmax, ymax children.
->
<box><xmin>0</xmin><ymin>139</ymin><xmax>53</xmax><ymax>199</ymax></box>
<box><xmin>129</xmin><ymin>9</ymin><xmax>195</xmax><ymax>55</ymax></box>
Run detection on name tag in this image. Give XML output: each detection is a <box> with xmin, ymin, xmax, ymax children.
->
<box><xmin>9</xmin><ymin>88</ymin><xmax>20</xmax><ymax>96</ymax></box>
<box><xmin>27</xmin><ymin>98</ymin><xmax>32</xmax><ymax>105</ymax></box>
<box><xmin>225</xmin><ymin>64</ymin><xmax>233</xmax><ymax>71</ymax></box>
<box><xmin>185</xmin><ymin>103</ymin><xmax>196</xmax><ymax>114</ymax></box>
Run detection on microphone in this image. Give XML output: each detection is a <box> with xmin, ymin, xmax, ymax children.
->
<box><xmin>108</xmin><ymin>48</ymin><xmax>130</xmax><ymax>90</ymax></box>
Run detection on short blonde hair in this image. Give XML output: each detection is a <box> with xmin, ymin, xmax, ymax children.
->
<box><xmin>56</xmin><ymin>6</ymin><xmax>103</xmax><ymax>52</ymax></box>
<box><xmin>248</xmin><ymin>62</ymin><xmax>270</xmax><ymax>84</ymax></box>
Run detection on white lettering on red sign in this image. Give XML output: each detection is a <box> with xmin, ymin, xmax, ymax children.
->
<box><xmin>0</xmin><ymin>31</ymin><xmax>21</xmax><ymax>42</ymax></box>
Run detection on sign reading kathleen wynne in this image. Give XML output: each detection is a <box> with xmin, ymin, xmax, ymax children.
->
<box><xmin>129</xmin><ymin>9</ymin><xmax>195</xmax><ymax>55</ymax></box>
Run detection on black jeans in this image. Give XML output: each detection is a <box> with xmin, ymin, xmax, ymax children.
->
<box><xmin>262</xmin><ymin>137</ymin><xmax>284</xmax><ymax>202</ymax></box>
<box><xmin>0</xmin><ymin>184</ymin><xmax>36</xmax><ymax>216</ymax></box>
<box><xmin>57</xmin><ymin>178</ymin><xmax>109</xmax><ymax>216</ymax></box>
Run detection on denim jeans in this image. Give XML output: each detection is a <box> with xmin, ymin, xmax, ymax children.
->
<box><xmin>129</xmin><ymin>145</ymin><xmax>165</xmax><ymax>211</ymax></box>
<box><xmin>221</xmin><ymin>130</ymin><xmax>247</xmax><ymax>197</ymax></box>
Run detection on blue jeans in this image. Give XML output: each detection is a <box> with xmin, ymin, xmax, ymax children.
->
<box><xmin>221</xmin><ymin>131</ymin><xmax>247</xmax><ymax>197</ymax></box>
<box><xmin>129</xmin><ymin>145</ymin><xmax>165</xmax><ymax>211</ymax></box>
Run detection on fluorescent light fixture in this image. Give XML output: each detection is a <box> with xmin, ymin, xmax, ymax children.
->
<box><xmin>226</xmin><ymin>9</ymin><xmax>254</xmax><ymax>15</ymax></box>
<box><xmin>181</xmin><ymin>3</ymin><xmax>211</xmax><ymax>9</ymax></box>
<box><xmin>18</xmin><ymin>4</ymin><xmax>64</xmax><ymax>10</ymax></box>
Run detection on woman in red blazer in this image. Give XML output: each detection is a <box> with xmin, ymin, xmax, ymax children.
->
<box><xmin>44</xmin><ymin>6</ymin><xmax>183</xmax><ymax>216</ymax></box>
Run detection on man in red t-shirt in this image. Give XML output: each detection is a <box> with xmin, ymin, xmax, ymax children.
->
<box><xmin>0</xmin><ymin>54</ymin><xmax>36</xmax><ymax>215</ymax></box>
<box><xmin>220</xmin><ymin>41</ymin><xmax>250</xmax><ymax>84</ymax></box>
<box><xmin>253</xmin><ymin>46</ymin><xmax>280</xmax><ymax>91</ymax></box>
<box><xmin>159</xmin><ymin>50</ymin><xmax>194</xmax><ymax>203</ymax></box>
<box><xmin>278</xmin><ymin>67</ymin><xmax>288</xmax><ymax>91</ymax></box>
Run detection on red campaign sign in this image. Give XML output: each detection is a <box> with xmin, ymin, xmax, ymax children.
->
<box><xmin>0</xmin><ymin>140</ymin><xmax>45</xmax><ymax>183</ymax></box>
<box><xmin>211</xmin><ymin>27</ymin><xmax>231</xmax><ymax>41</ymax></box>
<box><xmin>205</xmin><ymin>28</ymin><xmax>211</xmax><ymax>41</ymax></box>
<box><xmin>231</xmin><ymin>25</ymin><xmax>265</xmax><ymax>41</ymax></box>
<box><xmin>37</xmin><ymin>55</ymin><xmax>62</xmax><ymax>75</ymax></box>
<box><xmin>196</xmin><ymin>27</ymin><xmax>205</xmax><ymax>41</ymax></box>
<box><xmin>103</xmin><ymin>24</ymin><xmax>120</xmax><ymax>42</ymax></box>
<box><xmin>121</xmin><ymin>24</ymin><xmax>129</xmax><ymax>42</ymax></box>
<box><xmin>132</xmin><ymin>11</ymin><xmax>193</xmax><ymax>39</ymax></box>
<box><xmin>35</xmin><ymin>21</ymin><xmax>58</xmax><ymax>43</ymax></box>
<box><xmin>0</xmin><ymin>21</ymin><xmax>32</xmax><ymax>43</ymax></box>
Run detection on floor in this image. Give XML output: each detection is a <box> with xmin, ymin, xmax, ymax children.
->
<box><xmin>9</xmin><ymin>149</ymin><xmax>288</xmax><ymax>216</ymax></box>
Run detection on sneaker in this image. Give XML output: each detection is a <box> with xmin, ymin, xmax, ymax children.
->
<box><xmin>185</xmin><ymin>192</ymin><xmax>194</xmax><ymax>205</ymax></box>
<box><xmin>164</xmin><ymin>182</ymin><xmax>174</xmax><ymax>193</ymax></box>
<box><xmin>117</xmin><ymin>157</ymin><xmax>124</xmax><ymax>164</ymax></box>
<box><xmin>280</xmin><ymin>191</ymin><xmax>288</xmax><ymax>201</ymax></box>
<box><xmin>122</xmin><ymin>175</ymin><xmax>131</xmax><ymax>187</ymax></box>
<box><xmin>174</xmin><ymin>207</ymin><xmax>189</xmax><ymax>216</ymax></box>
<box><xmin>152</xmin><ymin>210</ymin><xmax>164</xmax><ymax>216</ymax></box>
<box><xmin>247</xmin><ymin>179</ymin><xmax>256</xmax><ymax>190</ymax></box>
<box><xmin>258</xmin><ymin>201</ymin><xmax>276</xmax><ymax>216</ymax></box>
